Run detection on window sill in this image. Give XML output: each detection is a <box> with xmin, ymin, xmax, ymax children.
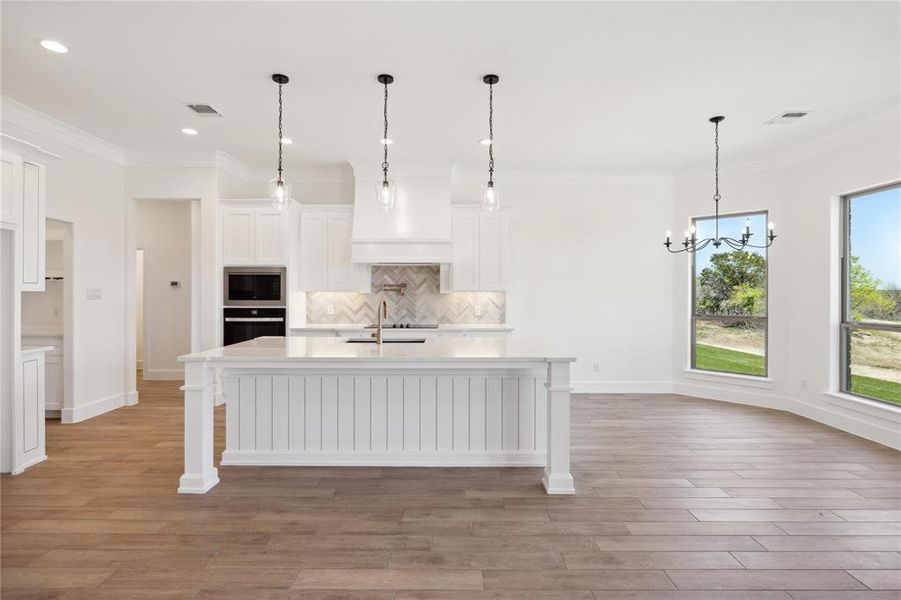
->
<box><xmin>823</xmin><ymin>391</ymin><xmax>901</xmax><ymax>418</ymax></box>
<box><xmin>682</xmin><ymin>369</ymin><xmax>774</xmax><ymax>390</ymax></box>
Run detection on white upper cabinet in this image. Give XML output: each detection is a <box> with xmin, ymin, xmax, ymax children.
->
<box><xmin>447</xmin><ymin>208</ymin><xmax>508</xmax><ymax>292</ymax></box>
<box><xmin>21</xmin><ymin>161</ymin><xmax>46</xmax><ymax>291</ymax></box>
<box><xmin>1</xmin><ymin>150</ymin><xmax>22</xmax><ymax>227</ymax></box>
<box><xmin>255</xmin><ymin>209</ymin><xmax>287</xmax><ymax>265</ymax></box>
<box><xmin>222</xmin><ymin>205</ymin><xmax>288</xmax><ymax>266</ymax></box>
<box><xmin>1</xmin><ymin>149</ymin><xmax>46</xmax><ymax>291</ymax></box>
<box><xmin>299</xmin><ymin>207</ymin><xmax>371</xmax><ymax>292</ymax></box>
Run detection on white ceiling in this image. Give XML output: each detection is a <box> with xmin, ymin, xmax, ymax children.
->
<box><xmin>2</xmin><ymin>1</ymin><xmax>898</xmax><ymax>173</ymax></box>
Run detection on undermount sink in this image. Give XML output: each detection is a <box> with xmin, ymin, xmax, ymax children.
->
<box><xmin>345</xmin><ymin>338</ymin><xmax>427</xmax><ymax>344</ymax></box>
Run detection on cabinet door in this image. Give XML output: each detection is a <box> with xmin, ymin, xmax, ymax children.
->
<box><xmin>21</xmin><ymin>162</ymin><xmax>46</xmax><ymax>291</ymax></box>
<box><xmin>299</xmin><ymin>212</ymin><xmax>327</xmax><ymax>290</ymax></box>
<box><xmin>255</xmin><ymin>209</ymin><xmax>286</xmax><ymax>265</ymax></box>
<box><xmin>326</xmin><ymin>213</ymin><xmax>354</xmax><ymax>291</ymax></box>
<box><xmin>478</xmin><ymin>212</ymin><xmax>506</xmax><ymax>291</ymax></box>
<box><xmin>452</xmin><ymin>212</ymin><xmax>479</xmax><ymax>291</ymax></box>
<box><xmin>223</xmin><ymin>209</ymin><xmax>255</xmax><ymax>265</ymax></box>
<box><xmin>1</xmin><ymin>150</ymin><xmax>22</xmax><ymax>226</ymax></box>
<box><xmin>18</xmin><ymin>354</ymin><xmax>46</xmax><ymax>471</ymax></box>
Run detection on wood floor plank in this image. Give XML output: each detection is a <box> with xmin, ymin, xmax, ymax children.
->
<box><xmin>481</xmin><ymin>569</ymin><xmax>675</xmax><ymax>590</ymax></box>
<box><xmin>666</xmin><ymin>569</ymin><xmax>867</xmax><ymax>590</ymax></box>
<box><xmin>292</xmin><ymin>568</ymin><xmax>484</xmax><ymax>589</ymax></box>
<box><xmin>845</xmin><ymin>570</ymin><xmax>901</xmax><ymax>591</ymax></box>
<box><xmin>732</xmin><ymin>551</ymin><xmax>901</xmax><ymax>569</ymax></box>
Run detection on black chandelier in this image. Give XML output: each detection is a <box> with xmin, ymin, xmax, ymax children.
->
<box><xmin>665</xmin><ymin>116</ymin><xmax>777</xmax><ymax>253</ymax></box>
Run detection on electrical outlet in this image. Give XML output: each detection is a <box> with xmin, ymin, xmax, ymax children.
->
<box><xmin>327</xmin><ymin>304</ymin><xmax>335</xmax><ymax>316</ymax></box>
<box><xmin>800</xmin><ymin>378</ymin><xmax>808</xmax><ymax>390</ymax></box>
<box><xmin>474</xmin><ymin>305</ymin><xmax>482</xmax><ymax>317</ymax></box>
<box><xmin>592</xmin><ymin>362</ymin><xmax>600</xmax><ymax>372</ymax></box>
<box><xmin>86</xmin><ymin>288</ymin><xmax>103</xmax><ymax>300</ymax></box>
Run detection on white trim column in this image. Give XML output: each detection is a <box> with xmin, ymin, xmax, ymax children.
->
<box><xmin>543</xmin><ymin>359</ymin><xmax>575</xmax><ymax>494</ymax></box>
<box><xmin>178</xmin><ymin>360</ymin><xmax>219</xmax><ymax>494</ymax></box>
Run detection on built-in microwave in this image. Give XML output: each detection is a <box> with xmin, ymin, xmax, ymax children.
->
<box><xmin>223</xmin><ymin>267</ymin><xmax>286</xmax><ymax>306</ymax></box>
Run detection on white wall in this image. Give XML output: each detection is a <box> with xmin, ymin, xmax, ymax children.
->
<box><xmin>504</xmin><ymin>178</ymin><xmax>675</xmax><ymax>391</ymax></box>
<box><xmin>135</xmin><ymin>201</ymin><xmax>191</xmax><ymax>379</ymax></box>
<box><xmin>1</xmin><ymin>113</ymin><xmax>128</xmax><ymax>423</ymax></box>
<box><xmin>671</xmin><ymin>108</ymin><xmax>901</xmax><ymax>449</ymax></box>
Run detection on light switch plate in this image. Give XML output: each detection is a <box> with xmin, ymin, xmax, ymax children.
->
<box><xmin>327</xmin><ymin>304</ymin><xmax>335</xmax><ymax>315</ymax></box>
<box><xmin>86</xmin><ymin>288</ymin><xmax>103</xmax><ymax>300</ymax></box>
<box><xmin>474</xmin><ymin>305</ymin><xmax>482</xmax><ymax>317</ymax></box>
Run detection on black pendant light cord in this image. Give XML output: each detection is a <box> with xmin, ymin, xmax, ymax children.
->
<box><xmin>488</xmin><ymin>80</ymin><xmax>495</xmax><ymax>185</ymax></box>
<box><xmin>382</xmin><ymin>79</ymin><xmax>390</xmax><ymax>184</ymax></box>
<box><xmin>713</xmin><ymin>118</ymin><xmax>720</xmax><ymax>241</ymax></box>
<box><xmin>277</xmin><ymin>81</ymin><xmax>284</xmax><ymax>182</ymax></box>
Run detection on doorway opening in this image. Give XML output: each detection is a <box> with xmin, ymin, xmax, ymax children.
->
<box><xmin>134</xmin><ymin>200</ymin><xmax>193</xmax><ymax>381</ymax></box>
<box><xmin>21</xmin><ymin>218</ymin><xmax>73</xmax><ymax>420</ymax></box>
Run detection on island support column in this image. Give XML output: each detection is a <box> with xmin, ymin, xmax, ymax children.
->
<box><xmin>543</xmin><ymin>359</ymin><xmax>575</xmax><ymax>494</ymax></box>
<box><xmin>178</xmin><ymin>361</ymin><xmax>219</xmax><ymax>494</ymax></box>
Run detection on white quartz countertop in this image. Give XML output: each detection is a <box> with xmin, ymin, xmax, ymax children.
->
<box><xmin>179</xmin><ymin>336</ymin><xmax>573</xmax><ymax>364</ymax></box>
<box><xmin>290</xmin><ymin>324</ymin><xmax>514</xmax><ymax>333</ymax></box>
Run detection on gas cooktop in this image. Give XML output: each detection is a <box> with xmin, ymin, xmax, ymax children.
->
<box><xmin>364</xmin><ymin>323</ymin><xmax>439</xmax><ymax>329</ymax></box>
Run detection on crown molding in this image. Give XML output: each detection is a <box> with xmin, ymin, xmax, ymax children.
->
<box><xmin>674</xmin><ymin>104</ymin><xmax>901</xmax><ymax>185</ymax></box>
<box><xmin>0</xmin><ymin>96</ymin><xmax>125</xmax><ymax>166</ymax></box>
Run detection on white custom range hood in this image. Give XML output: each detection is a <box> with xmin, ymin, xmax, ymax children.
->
<box><xmin>350</xmin><ymin>167</ymin><xmax>453</xmax><ymax>264</ymax></box>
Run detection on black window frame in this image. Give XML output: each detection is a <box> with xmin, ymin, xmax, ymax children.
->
<box><xmin>840</xmin><ymin>182</ymin><xmax>901</xmax><ymax>404</ymax></box>
<box><xmin>690</xmin><ymin>209</ymin><xmax>770</xmax><ymax>378</ymax></box>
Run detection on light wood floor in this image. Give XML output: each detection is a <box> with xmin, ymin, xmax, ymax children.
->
<box><xmin>2</xmin><ymin>378</ymin><xmax>900</xmax><ymax>599</ymax></box>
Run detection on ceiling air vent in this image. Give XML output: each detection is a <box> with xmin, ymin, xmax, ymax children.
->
<box><xmin>765</xmin><ymin>111</ymin><xmax>809</xmax><ymax>125</ymax></box>
<box><xmin>185</xmin><ymin>104</ymin><xmax>224</xmax><ymax>117</ymax></box>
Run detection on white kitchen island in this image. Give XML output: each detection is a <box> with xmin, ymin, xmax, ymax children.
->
<box><xmin>178</xmin><ymin>336</ymin><xmax>575</xmax><ymax>495</ymax></box>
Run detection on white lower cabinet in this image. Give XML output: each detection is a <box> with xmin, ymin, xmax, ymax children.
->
<box><xmin>446</xmin><ymin>208</ymin><xmax>508</xmax><ymax>292</ymax></box>
<box><xmin>1</xmin><ymin>347</ymin><xmax>49</xmax><ymax>474</ymax></box>
<box><xmin>299</xmin><ymin>207</ymin><xmax>370</xmax><ymax>292</ymax></box>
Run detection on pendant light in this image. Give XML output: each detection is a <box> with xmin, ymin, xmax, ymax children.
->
<box><xmin>268</xmin><ymin>73</ymin><xmax>292</xmax><ymax>210</ymax></box>
<box><xmin>664</xmin><ymin>116</ymin><xmax>777</xmax><ymax>253</ymax></box>
<box><xmin>481</xmin><ymin>74</ymin><xmax>500</xmax><ymax>212</ymax></box>
<box><xmin>376</xmin><ymin>74</ymin><xmax>396</xmax><ymax>211</ymax></box>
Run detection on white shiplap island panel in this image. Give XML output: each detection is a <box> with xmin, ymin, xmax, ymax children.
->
<box><xmin>178</xmin><ymin>336</ymin><xmax>575</xmax><ymax>495</ymax></box>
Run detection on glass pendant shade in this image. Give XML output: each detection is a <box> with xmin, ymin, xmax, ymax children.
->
<box><xmin>269</xmin><ymin>177</ymin><xmax>292</xmax><ymax>210</ymax></box>
<box><xmin>481</xmin><ymin>181</ymin><xmax>500</xmax><ymax>212</ymax></box>
<box><xmin>375</xmin><ymin>179</ymin><xmax>396</xmax><ymax>212</ymax></box>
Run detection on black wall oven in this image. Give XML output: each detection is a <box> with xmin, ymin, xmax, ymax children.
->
<box><xmin>223</xmin><ymin>307</ymin><xmax>286</xmax><ymax>346</ymax></box>
<box><xmin>224</xmin><ymin>267</ymin><xmax>286</xmax><ymax>307</ymax></box>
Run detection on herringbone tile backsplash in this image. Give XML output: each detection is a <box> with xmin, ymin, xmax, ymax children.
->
<box><xmin>307</xmin><ymin>265</ymin><xmax>505</xmax><ymax>324</ymax></box>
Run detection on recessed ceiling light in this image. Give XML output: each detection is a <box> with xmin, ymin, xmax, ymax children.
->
<box><xmin>39</xmin><ymin>40</ymin><xmax>68</xmax><ymax>54</ymax></box>
<box><xmin>479</xmin><ymin>138</ymin><xmax>493</xmax><ymax>146</ymax></box>
<box><xmin>379</xmin><ymin>138</ymin><xmax>393</xmax><ymax>145</ymax></box>
<box><xmin>181</xmin><ymin>128</ymin><xmax>198</xmax><ymax>136</ymax></box>
<box><xmin>280</xmin><ymin>137</ymin><xmax>293</xmax><ymax>145</ymax></box>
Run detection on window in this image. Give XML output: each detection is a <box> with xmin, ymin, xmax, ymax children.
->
<box><xmin>841</xmin><ymin>183</ymin><xmax>901</xmax><ymax>405</ymax></box>
<box><xmin>691</xmin><ymin>212</ymin><xmax>768</xmax><ymax>377</ymax></box>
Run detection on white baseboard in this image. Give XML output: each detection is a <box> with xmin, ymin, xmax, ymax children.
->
<box><xmin>61</xmin><ymin>392</ymin><xmax>127</xmax><ymax>423</ymax></box>
<box><xmin>220</xmin><ymin>450</ymin><xmax>546</xmax><ymax>467</ymax></box>
<box><xmin>673</xmin><ymin>381</ymin><xmax>901</xmax><ymax>451</ymax></box>
<box><xmin>574</xmin><ymin>380</ymin><xmax>674</xmax><ymax>394</ymax></box>
<box><xmin>141</xmin><ymin>369</ymin><xmax>184</xmax><ymax>381</ymax></box>
<box><xmin>124</xmin><ymin>390</ymin><xmax>139</xmax><ymax>406</ymax></box>
<box><xmin>10</xmin><ymin>454</ymin><xmax>47</xmax><ymax>475</ymax></box>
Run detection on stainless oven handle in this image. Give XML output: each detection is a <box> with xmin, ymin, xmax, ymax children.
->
<box><xmin>224</xmin><ymin>318</ymin><xmax>285</xmax><ymax>323</ymax></box>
